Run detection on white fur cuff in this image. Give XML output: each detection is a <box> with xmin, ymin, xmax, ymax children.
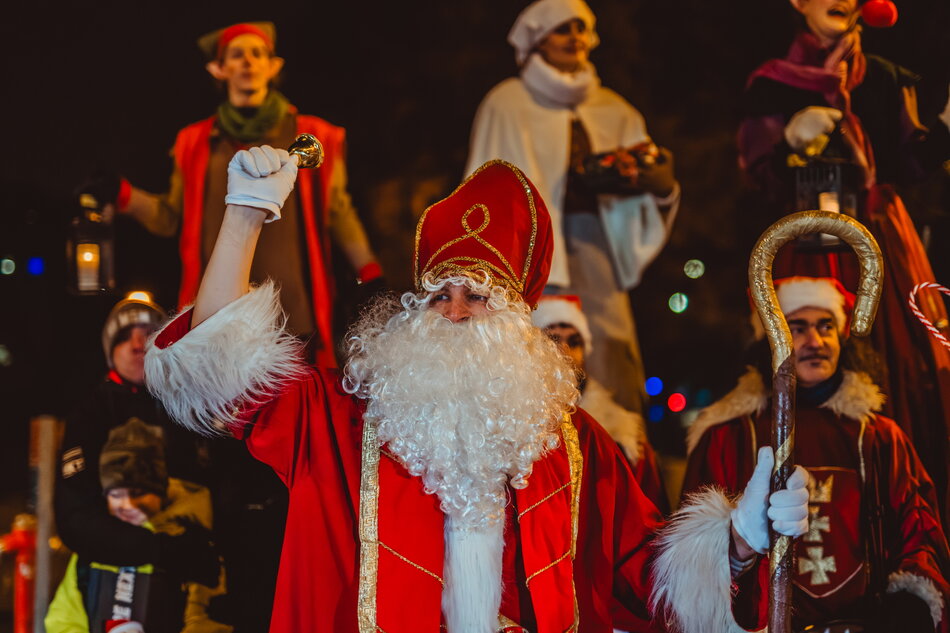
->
<box><xmin>650</xmin><ymin>488</ymin><xmax>748</xmax><ymax>633</ymax></box>
<box><xmin>887</xmin><ymin>570</ymin><xmax>944</xmax><ymax>627</ymax></box>
<box><xmin>145</xmin><ymin>282</ymin><xmax>308</xmax><ymax>436</ymax></box>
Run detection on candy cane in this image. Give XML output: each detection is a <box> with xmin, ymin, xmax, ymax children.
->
<box><xmin>908</xmin><ymin>282</ymin><xmax>950</xmax><ymax>349</ymax></box>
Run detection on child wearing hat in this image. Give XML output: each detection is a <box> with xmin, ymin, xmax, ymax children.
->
<box><xmin>46</xmin><ymin>418</ymin><xmax>229</xmax><ymax>633</ymax></box>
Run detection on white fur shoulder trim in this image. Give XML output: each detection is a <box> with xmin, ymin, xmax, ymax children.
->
<box><xmin>650</xmin><ymin>488</ymin><xmax>748</xmax><ymax>633</ymax></box>
<box><xmin>823</xmin><ymin>371</ymin><xmax>885</xmax><ymax>424</ymax></box>
<box><xmin>579</xmin><ymin>378</ymin><xmax>644</xmax><ymax>464</ymax></box>
<box><xmin>145</xmin><ymin>282</ymin><xmax>308</xmax><ymax>437</ymax></box>
<box><xmin>687</xmin><ymin>370</ymin><xmax>766</xmax><ymax>455</ymax></box>
<box><xmin>887</xmin><ymin>570</ymin><xmax>944</xmax><ymax>626</ymax></box>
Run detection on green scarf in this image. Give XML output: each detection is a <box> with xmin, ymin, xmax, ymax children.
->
<box><xmin>216</xmin><ymin>90</ymin><xmax>290</xmax><ymax>143</ymax></box>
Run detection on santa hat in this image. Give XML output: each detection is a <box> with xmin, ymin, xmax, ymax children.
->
<box><xmin>102</xmin><ymin>292</ymin><xmax>165</xmax><ymax>367</ymax></box>
<box><xmin>751</xmin><ymin>276</ymin><xmax>854</xmax><ymax>339</ymax></box>
<box><xmin>99</xmin><ymin>418</ymin><xmax>168</xmax><ymax>498</ymax></box>
<box><xmin>508</xmin><ymin>0</ymin><xmax>600</xmax><ymax>66</ymax></box>
<box><xmin>197</xmin><ymin>22</ymin><xmax>276</xmax><ymax>61</ymax></box>
<box><xmin>531</xmin><ymin>295</ymin><xmax>592</xmax><ymax>354</ymax></box>
<box><xmin>414</xmin><ymin>160</ymin><xmax>554</xmax><ymax>307</ymax></box>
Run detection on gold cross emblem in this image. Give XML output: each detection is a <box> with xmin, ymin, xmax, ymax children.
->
<box><xmin>807</xmin><ymin>473</ymin><xmax>834</xmax><ymax>504</ymax></box>
<box><xmin>804</xmin><ymin>506</ymin><xmax>831</xmax><ymax>543</ymax></box>
<box><xmin>798</xmin><ymin>546</ymin><xmax>837</xmax><ymax>585</ymax></box>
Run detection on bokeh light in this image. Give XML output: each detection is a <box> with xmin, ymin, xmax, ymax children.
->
<box><xmin>684</xmin><ymin>259</ymin><xmax>705</xmax><ymax>279</ymax></box>
<box><xmin>0</xmin><ymin>259</ymin><xmax>14</xmax><ymax>275</ymax></box>
<box><xmin>667</xmin><ymin>393</ymin><xmax>687</xmax><ymax>412</ymax></box>
<box><xmin>645</xmin><ymin>376</ymin><xmax>664</xmax><ymax>396</ymax></box>
<box><xmin>127</xmin><ymin>291</ymin><xmax>153</xmax><ymax>303</ymax></box>
<box><xmin>668</xmin><ymin>292</ymin><xmax>688</xmax><ymax>313</ymax></box>
<box><xmin>695</xmin><ymin>388</ymin><xmax>713</xmax><ymax>407</ymax></box>
<box><xmin>0</xmin><ymin>345</ymin><xmax>11</xmax><ymax>367</ymax></box>
<box><xmin>27</xmin><ymin>257</ymin><xmax>44</xmax><ymax>276</ymax></box>
<box><xmin>648</xmin><ymin>405</ymin><xmax>665</xmax><ymax>423</ymax></box>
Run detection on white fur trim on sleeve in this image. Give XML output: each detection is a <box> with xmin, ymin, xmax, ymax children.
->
<box><xmin>144</xmin><ymin>282</ymin><xmax>308</xmax><ymax>437</ymax></box>
<box><xmin>650</xmin><ymin>488</ymin><xmax>748</xmax><ymax>633</ymax></box>
<box><xmin>887</xmin><ymin>570</ymin><xmax>944</xmax><ymax>627</ymax></box>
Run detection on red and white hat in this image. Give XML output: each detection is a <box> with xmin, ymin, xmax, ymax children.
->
<box><xmin>751</xmin><ymin>276</ymin><xmax>855</xmax><ymax>339</ymax></box>
<box><xmin>414</xmin><ymin>160</ymin><xmax>554</xmax><ymax>308</ymax></box>
<box><xmin>531</xmin><ymin>295</ymin><xmax>592</xmax><ymax>354</ymax></box>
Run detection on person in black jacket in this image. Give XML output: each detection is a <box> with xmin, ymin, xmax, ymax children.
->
<box><xmin>55</xmin><ymin>293</ymin><xmax>218</xmax><ymax>588</ymax></box>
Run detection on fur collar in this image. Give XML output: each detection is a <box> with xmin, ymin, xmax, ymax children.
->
<box><xmin>686</xmin><ymin>369</ymin><xmax>885</xmax><ymax>455</ymax></box>
<box><xmin>579</xmin><ymin>377</ymin><xmax>645</xmax><ymax>464</ymax></box>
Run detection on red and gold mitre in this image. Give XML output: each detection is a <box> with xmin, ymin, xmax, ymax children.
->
<box><xmin>413</xmin><ymin>160</ymin><xmax>553</xmax><ymax>307</ymax></box>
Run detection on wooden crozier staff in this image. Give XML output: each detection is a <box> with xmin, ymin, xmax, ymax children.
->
<box><xmin>748</xmin><ymin>211</ymin><xmax>883</xmax><ymax>633</ymax></box>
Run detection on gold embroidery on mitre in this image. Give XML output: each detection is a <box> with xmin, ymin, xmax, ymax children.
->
<box><xmin>414</xmin><ymin>160</ymin><xmax>539</xmax><ymax>297</ymax></box>
<box><xmin>798</xmin><ymin>546</ymin><xmax>837</xmax><ymax>585</ymax></box>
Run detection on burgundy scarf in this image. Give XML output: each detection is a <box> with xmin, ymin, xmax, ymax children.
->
<box><xmin>750</xmin><ymin>30</ymin><xmax>876</xmax><ymax>187</ymax></box>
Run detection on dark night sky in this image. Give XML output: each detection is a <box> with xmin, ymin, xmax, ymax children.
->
<box><xmin>0</xmin><ymin>0</ymin><xmax>947</xmax><ymax>491</ymax></box>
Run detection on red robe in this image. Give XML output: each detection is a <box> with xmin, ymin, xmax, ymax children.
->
<box><xmin>172</xmin><ymin>110</ymin><xmax>343</xmax><ymax>367</ymax></box>
<box><xmin>737</xmin><ymin>32</ymin><xmax>950</xmax><ymax>517</ymax></box>
<box><xmin>684</xmin><ymin>371</ymin><xmax>949</xmax><ymax>630</ymax></box>
<box><xmin>149</xmin><ymin>289</ymin><xmax>768</xmax><ymax>633</ymax></box>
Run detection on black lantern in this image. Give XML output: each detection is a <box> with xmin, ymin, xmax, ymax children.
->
<box><xmin>66</xmin><ymin>193</ymin><xmax>115</xmax><ymax>295</ymax></box>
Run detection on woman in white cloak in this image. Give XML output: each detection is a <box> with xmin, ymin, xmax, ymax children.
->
<box><xmin>466</xmin><ymin>0</ymin><xmax>680</xmax><ymax>413</ymax></box>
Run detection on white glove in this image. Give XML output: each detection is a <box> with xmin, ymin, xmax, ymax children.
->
<box><xmin>784</xmin><ymin>106</ymin><xmax>843</xmax><ymax>152</ymax></box>
<box><xmin>224</xmin><ymin>145</ymin><xmax>298</xmax><ymax>222</ymax></box>
<box><xmin>731</xmin><ymin>446</ymin><xmax>810</xmax><ymax>554</ymax></box>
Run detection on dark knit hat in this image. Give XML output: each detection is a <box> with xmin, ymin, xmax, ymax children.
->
<box><xmin>102</xmin><ymin>292</ymin><xmax>165</xmax><ymax>367</ymax></box>
<box><xmin>99</xmin><ymin>418</ymin><xmax>168</xmax><ymax>497</ymax></box>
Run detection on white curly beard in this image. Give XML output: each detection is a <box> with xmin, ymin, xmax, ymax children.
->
<box><xmin>343</xmin><ymin>276</ymin><xmax>579</xmax><ymax>633</ymax></box>
<box><xmin>342</xmin><ymin>275</ymin><xmax>579</xmax><ymax>531</ymax></box>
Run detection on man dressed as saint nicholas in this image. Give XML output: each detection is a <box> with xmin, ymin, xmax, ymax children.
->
<box><xmin>144</xmin><ymin>145</ymin><xmax>810</xmax><ymax>633</ymax></box>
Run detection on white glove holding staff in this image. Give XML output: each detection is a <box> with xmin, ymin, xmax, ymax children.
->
<box><xmin>224</xmin><ymin>145</ymin><xmax>298</xmax><ymax>222</ymax></box>
<box><xmin>731</xmin><ymin>446</ymin><xmax>810</xmax><ymax>555</ymax></box>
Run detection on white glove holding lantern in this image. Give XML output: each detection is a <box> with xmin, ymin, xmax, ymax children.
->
<box><xmin>731</xmin><ymin>446</ymin><xmax>810</xmax><ymax>555</ymax></box>
<box><xmin>224</xmin><ymin>145</ymin><xmax>298</xmax><ymax>222</ymax></box>
<box><xmin>784</xmin><ymin>106</ymin><xmax>844</xmax><ymax>153</ymax></box>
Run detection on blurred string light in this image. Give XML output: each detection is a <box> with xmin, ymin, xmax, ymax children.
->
<box><xmin>0</xmin><ymin>258</ymin><xmax>14</xmax><ymax>275</ymax></box>
<box><xmin>684</xmin><ymin>259</ymin><xmax>705</xmax><ymax>279</ymax></box>
<box><xmin>27</xmin><ymin>257</ymin><xmax>45</xmax><ymax>276</ymax></box>
<box><xmin>668</xmin><ymin>292</ymin><xmax>688</xmax><ymax>314</ymax></box>
<box><xmin>647</xmin><ymin>405</ymin><xmax>665</xmax><ymax>423</ymax></box>
<box><xmin>667</xmin><ymin>393</ymin><xmax>687</xmax><ymax>413</ymax></box>
<box><xmin>0</xmin><ymin>344</ymin><xmax>11</xmax><ymax>367</ymax></box>
<box><xmin>645</xmin><ymin>376</ymin><xmax>664</xmax><ymax>396</ymax></box>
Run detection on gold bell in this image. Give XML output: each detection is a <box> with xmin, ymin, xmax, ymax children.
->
<box><xmin>288</xmin><ymin>133</ymin><xmax>325</xmax><ymax>169</ymax></box>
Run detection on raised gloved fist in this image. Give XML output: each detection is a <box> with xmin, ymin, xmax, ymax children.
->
<box><xmin>784</xmin><ymin>106</ymin><xmax>843</xmax><ymax>152</ymax></box>
<box><xmin>224</xmin><ymin>145</ymin><xmax>298</xmax><ymax>222</ymax></box>
<box><xmin>731</xmin><ymin>446</ymin><xmax>810</xmax><ymax>554</ymax></box>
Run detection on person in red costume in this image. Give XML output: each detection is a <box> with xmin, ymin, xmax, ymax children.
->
<box><xmin>95</xmin><ymin>21</ymin><xmax>382</xmax><ymax>366</ymax></box>
<box><xmin>737</xmin><ymin>0</ymin><xmax>950</xmax><ymax>520</ymax></box>
<box><xmin>684</xmin><ymin>277</ymin><xmax>949</xmax><ymax>633</ymax></box>
<box><xmin>143</xmin><ymin>145</ymin><xmax>810</xmax><ymax>633</ymax></box>
<box><xmin>531</xmin><ymin>295</ymin><xmax>670</xmax><ymax>514</ymax></box>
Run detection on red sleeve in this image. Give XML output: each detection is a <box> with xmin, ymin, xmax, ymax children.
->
<box><xmin>876</xmin><ymin>418</ymin><xmax>950</xmax><ymax>610</ymax></box>
<box><xmin>633</xmin><ymin>441</ymin><xmax>670</xmax><ymax>516</ymax></box>
<box><xmin>682</xmin><ymin>420</ymin><xmax>755</xmax><ymax>501</ymax></box>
